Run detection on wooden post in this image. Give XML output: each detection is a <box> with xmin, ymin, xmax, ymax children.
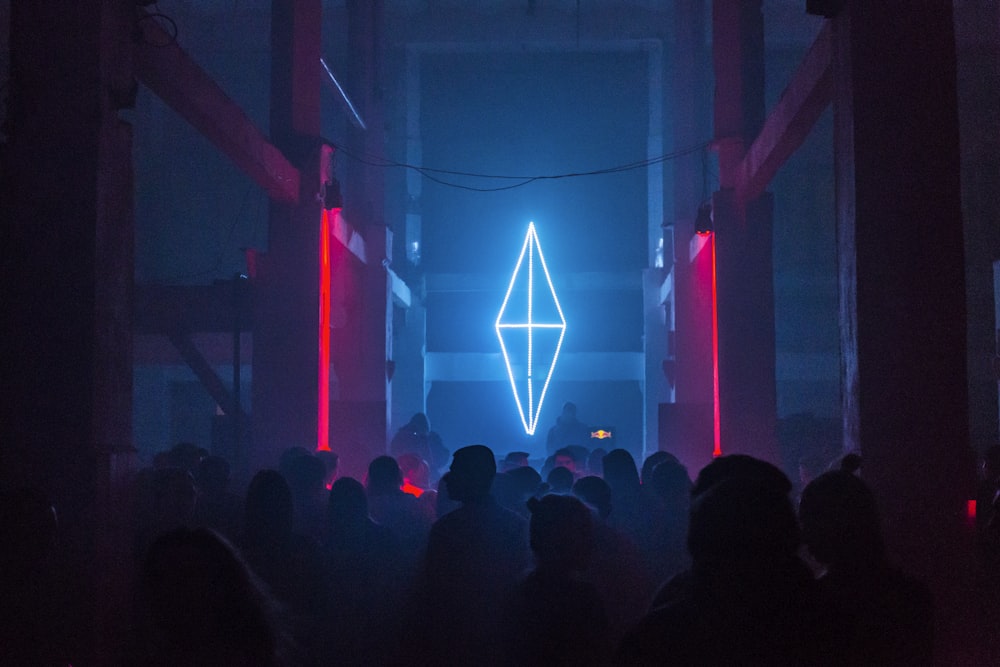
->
<box><xmin>2</xmin><ymin>1</ymin><xmax>136</xmax><ymax>662</ymax></box>
<box><xmin>664</xmin><ymin>0</ymin><xmax>716</xmax><ymax>472</ymax></box>
<box><xmin>250</xmin><ymin>0</ymin><xmax>325</xmax><ymax>472</ymax></box>
<box><xmin>711</xmin><ymin>0</ymin><xmax>779</xmax><ymax>463</ymax></box>
<box><xmin>832</xmin><ymin>2</ymin><xmax>980</xmax><ymax>660</ymax></box>
<box><xmin>329</xmin><ymin>0</ymin><xmax>391</xmax><ymax>480</ymax></box>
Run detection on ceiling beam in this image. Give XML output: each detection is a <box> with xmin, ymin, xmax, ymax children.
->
<box><xmin>135</xmin><ymin>282</ymin><xmax>250</xmax><ymax>334</ymax></box>
<box><xmin>735</xmin><ymin>22</ymin><xmax>833</xmax><ymax>205</ymax></box>
<box><xmin>134</xmin><ymin>12</ymin><xmax>300</xmax><ymax>203</ymax></box>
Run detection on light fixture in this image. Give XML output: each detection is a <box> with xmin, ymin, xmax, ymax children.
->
<box><xmin>323</xmin><ymin>177</ymin><xmax>343</xmax><ymax>211</ymax></box>
<box><xmin>496</xmin><ymin>222</ymin><xmax>566</xmax><ymax>435</ymax></box>
<box><xmin>695</xmin><ymin>202</ymin><xmax>713</xmax><ymax>236</ymax></box>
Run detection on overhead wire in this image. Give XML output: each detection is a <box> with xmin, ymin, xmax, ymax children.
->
<box><xmin>333</xmin><ymin>140</ymin><xmax>712</xmax><ymax>192</ymax></box>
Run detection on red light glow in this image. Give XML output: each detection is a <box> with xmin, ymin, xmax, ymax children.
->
<box><xmin>710</xmin><ymin>232</ymin><xmax>722</xmax><ymax>458</ymax></box>
<box><xmin>401</xmin><ymin>481</ymin><xmax>425</xmax><ymax>498</ymax></box>
<box><xmin>317</xmin><ymin>209</ymin><xmax>335</xmax><ymax>452</ymax></box>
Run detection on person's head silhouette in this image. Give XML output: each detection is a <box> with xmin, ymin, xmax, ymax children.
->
<box><xmin>445</xmin><ymin>445</ymin><xmax>496</xmax><ymax>502</ymax></box>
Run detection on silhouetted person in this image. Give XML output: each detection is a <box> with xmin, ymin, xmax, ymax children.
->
<box><xmin>415</xmin><ymin>444</ymin><xmax>530</xmax><ymax>666</ymax></box>
<box><xmin>240</xmin><ymin>470</ymin><xmax>326</xmax><ymax>664</ymax></box>
<box><xmin>391</xmin><ymin>413</ymin><xmax>449</xmax><ymax>479</ymax></box>
<box><xmin>546</xmin><ymin>464</ymin><xmax>575</xmax><ymax>494</ymax></box>
<box><xmin>166</xmin><ymin>441</ymin><xmax>204</xmax><ymax>474</ymax></box>
<box><xmin>573</xmin><ymin>475</ymin><xmax>652</xmax><ymax>649</ymax></box>
<box><xmin>587</xmin><ymin>447</ymin><xmax>607</xmax><ymax>478</ymax></box>
<box><xmin>134</xmin><ymin>466</ymin><xmax>197</xmax><ymax>559</ymax></box>
<box><xmin>976</xmin><ymin>444</ymin><xmax>1000</xmax><ymax>566</ymax></box>
<box><xmin>366</xmin><ymin>455</ymin><xmax>431</xmax><ymax>567</ymax></box>
<box><xmin>620</xmin><ymin>463</ymin><xmax>835</xmax><ymax>665</ymax></box>
<box><xmin>839</xmin><ymin>451</ymin><xmax>862</xmax><ymax>476</ymax></box>
<box><xmin>434</xmin><ymin>471</ymin><xmax>462</xmax><ymax>518</ymax></box>
<box><xmin>640</xmin><ymin>450</ymin><xmax>679</xmax><ymax>484</ymax></box>
<box><xmin>689</xmin><ymin>453</ymin><xmax>794</xmax><ymax>498</ymax></box>
<box><xmin>502</xmin><ymin>450</ymin><xmax>530</xmax><ymax>471</ymax></box>
<box><xmin>192</xmin><ymin>455</ymin><xmax>241</xmax><ymax>541</ymax></box>
<box><xmin>0</xmin><ymin>488</ymin><xmax>69</xmax><ymax>666</ymax></box>
<box><xmin>648</xmin><ymin>454</ymin><xmax>802</xmax><ymax>610</ymax></box>
<box><xmin>129</xmin><ymin>527</ymin><xmax>285</xmax><ymax>666</ymax></box>
<box><xmin>602</xmin><ymin>449</ymin><xmax>648</xmax><ymax>547</ymax></box>
<box><xmin>322</xmin><ymin>477</ymin><xmax>404</xmax><ymax>667</ymax></box>
<box><xmin>799</xmin><ymin>470</ymin><xmax>933</xmax><ymax>665</ymax></box>
<box><xmin>284</xmin><ymin>453</ymin><xmax>328</xmax><ymax>540</ymax></box>
<box><xmin>496</xmin><ymin>465</ymin><xmax>544</xmax><ymax>520</ymax></box>
<box><xmin>505</xmin><ymin>494</ymin><xmax>610</xmax><ymax>666</ymax></box>
<box><xmin>643</xmin><ymin>459</ymin><xmax>692</xmax><ymax>584</ymax></box>
<box><xmin>547</xmin><ymin>402</ymin><xmax>591</xmax><ymax>456</ymax></box>
<box><xmin>573</xmin><ymin>475</ymin><xmax>613</xmax><ymax>519</ymax></box>
<box><xmin>553</xmin><ymin>446</ymin><xmax>583</xmax><ymax>478</ymax></box>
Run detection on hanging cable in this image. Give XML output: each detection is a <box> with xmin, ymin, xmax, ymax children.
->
<box><xmin>333</xmin><ymin>140</ymin><xmax>712</xmax><ymax>192</ymax></box>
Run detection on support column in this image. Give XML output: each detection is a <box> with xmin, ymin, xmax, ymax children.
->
<box><xmin>346</xmin><ymin>0</ymin><xmax>386</xmax><ymax>228</ymax></box>
<box><xmin>251</xmin><ymin>0</ymin><xmax>324</xmax><ymax>472</ymax></box>
<box><xmin>330</xmin><ymin>0</ymin><xmax>391</xmax><ymax>480</ymax></box>
<box><xmin>713</xmin><ymin>189</ymin><xmax>778</xmax><ymax>462</ymax></box>
<box><xmin>711</xmin><ymin>0</ymin><xmax>778</xmax><ymax>462</ymax></box>
<box><xmin>2</xmin><ymin>1</ymin><xmax>136</xmax><ymax>662</ymax></box>
<box><xmin>663</xmin><ymin>0</ymin><xmax>716</xmax><ymax>473</ymax></box>
<box><xmin>833</xmin><ymin>2</ymin><xmax>979</xmax><ymax>661</ymax></box>
<box><xmin>330</xmin><ymin>225</ymin><xmax>392</xmax><ymax>480</ymax></box>
<box><xmin>252</xmin><ymin>150</ymin><xmax>326</xmax><ymax>471</ymax></box>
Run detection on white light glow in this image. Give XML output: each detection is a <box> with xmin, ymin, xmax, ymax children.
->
<box><xmin>496</xmin><ymin>222</ymin><xmax>566</xmax><ymax>435</ymax></box>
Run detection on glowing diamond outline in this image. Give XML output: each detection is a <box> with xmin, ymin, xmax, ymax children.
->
<box><xmin>495</xmin><ymin>222</ymin><xmax>566</xmax><ymax>435</ymax></box>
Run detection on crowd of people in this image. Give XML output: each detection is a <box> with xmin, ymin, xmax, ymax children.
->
<box><xmin>10</xmin><ymin>411</ymin><xmax>991</xmax><ymax>665</ymax></box>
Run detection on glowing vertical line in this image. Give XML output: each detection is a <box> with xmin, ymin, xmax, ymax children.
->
<box><xmin>530</xmin><ymin>223</ymin><xmax>566</xmax><ymax>435</ymax></box>
<box><xmin>497</xmin><ymin>221</ymin><xmax>566</xmax><ymax>436</ymax></box>
<box><xmin>711</xmin><ymin>232</ymin><xmax>721</xmax><ymax>457</ymax></box>
<box><xmin>317</xmin><ymin>209</ymin><xmax>333</xmax><ymax>451</ymax></box>
<box><xmin>527</xmin><ymin>224</ymin><xmax>535</xmax><ymax>423</ymax></box>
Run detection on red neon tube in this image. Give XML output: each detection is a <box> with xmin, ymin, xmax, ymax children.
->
<box><xmin>317</xmin><ymin>209</ymin><xmax>333</xmax><ymax>451</ymax></box>
<box><xmin>711</xmin><ymin>232</ymin><xmax>721</xmax><ymax>458</ymax></box>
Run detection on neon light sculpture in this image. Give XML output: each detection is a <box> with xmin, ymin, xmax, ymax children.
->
<box><xmin>496</xmin><ymin>222</ymin><xmax>566</xmax><ymax>435</ymax></box>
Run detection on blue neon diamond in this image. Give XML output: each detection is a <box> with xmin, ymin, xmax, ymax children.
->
<box><xmin>496</xmin><ymin>222</ymin><xmax>566</xmax><ymax>435</ymax></box>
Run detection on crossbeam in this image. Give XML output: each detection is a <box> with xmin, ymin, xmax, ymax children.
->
<box><xmin>134</xmin><ymin>12</ymin><xmax>300</xmax><ymax>202</ymax></box>
<box><xmin>328</xmin><ymin>208</ymin><xmax>368</xmax><ymax>264</ymax></box>
<box><xmin>167</xmin><ymin>326</ymin><xmax>248</xmax><ymax>420</ymax></box>
<box><xmin>135</xmin><ymin>283</ymin><xmax>251</xmax><ymax>334</ymax></box>
<box><xmin>734</xmin><ymin>22</ymin><xmax>833</xmax><ymax>205</ymax></box>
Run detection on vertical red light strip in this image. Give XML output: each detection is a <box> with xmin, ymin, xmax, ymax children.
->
<box><xmin>711</xmin><ymin>232</ymin><xmax>722</xmax><ymax>457</ymax></box>
<box><xmin>317</xmin><ymin>209</ymin><xmax>333</xmax><ymax>451</ymax></box>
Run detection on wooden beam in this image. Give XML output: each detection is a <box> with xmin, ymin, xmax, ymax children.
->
<box><xmin>330</xmin><ymin>209</ymin><xmax>368</xmax><ymax>264</ymax></box>
<box><xmin>713</xmin><ymin>0</ymin><xmax>765</xmax><ymax>187</ymax></box>
<box><xmin>135</xmin><ymin>282</ymin><xmax>252</xmax><ymax>335</ymax></box>
<box><xmin>386</xmin><ymin>266</ymin><xmax>411</xmax><ymax>308</ymax></box>
<box><xmin>167</xmin><ymin>327</ymin><xmax>248</xmax><ymax>420</ymax></box>
<box><xmin>133</xmin><ymin>12</ymin><xmax>300</xmax><ymax>202</ymax></box>
<box><xmin>270</xmin><ymin>0</ymin><xmax>323</xmax><ymax>150</ymax></box>
<box><xmin>735</xmin><ymin>22</ymin><xmax>833</xmax><ymax>205</ymax></box>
